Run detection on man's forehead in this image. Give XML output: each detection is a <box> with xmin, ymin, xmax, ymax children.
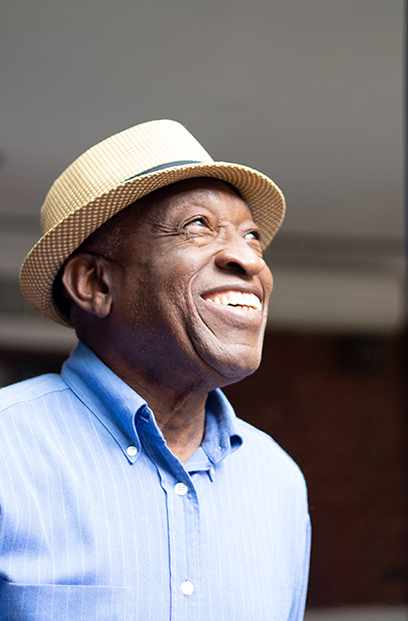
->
<box><xmin>138</xmin><ymin>177</ymin><xmax>244</xmax><ymax>210</ymax></box>
<box><xmin>137</xmin><ymin>178</ymin><xmax>251</xmax><ymax>225</ymax></box>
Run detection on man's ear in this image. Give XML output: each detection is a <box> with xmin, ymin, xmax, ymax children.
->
<box><xmin>61</xmin><ymin>253</ymin><xmax>114</xmax><ymax>318</ymax></box>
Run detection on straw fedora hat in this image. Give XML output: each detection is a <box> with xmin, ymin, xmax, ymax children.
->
<box><xmin>20</xmin><ymin>119</ymin><xmax>286</xmax><ymax>327</ymax></box>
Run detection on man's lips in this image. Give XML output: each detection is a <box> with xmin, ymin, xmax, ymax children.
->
<box><xmin>202</xmin><ymin>289</ymin><xmax>262</xmax><ymax>312</ymax></box>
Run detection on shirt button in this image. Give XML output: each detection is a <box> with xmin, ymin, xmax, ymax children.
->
<box><xmin>181</xmin><ymin>580</ymin><xmax>194</xmax><ymax>596</ymax></box>
<box><xmin>174</xmin><ymin>482</ymin><xmax>188</xmax><ymax>496</ymax></box>
<box><xmin>126</xmin><ymin>446</ymin><xmax>138</xmax><ymax>457</ymax></box>
<box><xmin>209</xmin><ymin>466</ymin><xmax>215</xmax><ymax>476</ymax></box>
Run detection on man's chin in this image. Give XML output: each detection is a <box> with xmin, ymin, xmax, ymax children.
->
<box><xmin>196</xmin><ymin>340</ymin><xmax>263</xmax><ymax>386</ymax></box>
<box><xmin>188</xmin><ymin>308</ymin><xmax>266</xmax><ymax>385</ymax></box>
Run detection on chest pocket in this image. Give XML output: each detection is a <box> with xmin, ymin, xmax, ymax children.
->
<box><xmin>0</xmin><ymin>581</ymin><xmax>135</xmax><ymax>621</ymax></box>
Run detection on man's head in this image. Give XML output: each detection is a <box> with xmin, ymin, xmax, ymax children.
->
<box><xmin>20</xmin><ymin>120</ymin><xmax>285</xmax><ymax>329</ymax></box>
<box><xmin>57</xmin><ymin>178</ymin><xmax>273</xmax><ymax>390</ymax></box>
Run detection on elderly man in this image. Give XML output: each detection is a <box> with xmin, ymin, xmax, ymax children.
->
<box><xmin>0</xmin><ymin>120</ymin><xmax>310</xmax><ymax>620</ymax></box>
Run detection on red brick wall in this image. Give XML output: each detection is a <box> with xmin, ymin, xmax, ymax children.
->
<box><xmin>223</xmin><ymin>330</ymin><xmax>408</xmax><ymax>607</ymax></box>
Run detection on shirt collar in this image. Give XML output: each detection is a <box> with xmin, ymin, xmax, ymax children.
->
<box><xmin>200</xmin><ymin>389</ymin><xmax>243</xmax><ymax>463</ymax></box>
<box><xmin>61</xmin><ymin>341</ymin><xmax>243</xmax><ymax>466</ymax></box>
<box><xmin>61</xmin><ymin>341</ymin><xmax>144</xmax><ymax>462</ymax></box>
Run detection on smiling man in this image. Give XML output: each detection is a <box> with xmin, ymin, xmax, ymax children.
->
<box><xmin>0</xmin><ymin>120</ymin><xmax>310</xmax><ymax>620</ymax></box>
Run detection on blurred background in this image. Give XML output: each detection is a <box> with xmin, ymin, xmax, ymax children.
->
<box><xmin>0</xmin><ymin>1</ymin><xmax>406</xmax><ymax>618</ymax></box>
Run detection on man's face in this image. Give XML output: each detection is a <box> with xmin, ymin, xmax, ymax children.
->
<box><xmin>104</xmin><ymin>178</ymin><xmax>273</xmax><ymax>389</ymax></box>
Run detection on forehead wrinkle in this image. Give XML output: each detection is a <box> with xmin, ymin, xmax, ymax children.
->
<box><xmin>144</xmin><ymin>177</ymin><xmax>245</xmax><ymax>214</ymax></box>
<box><xmin>150</xmin><ymin>187</ymin><xmax>253</xmax><ymax>227</ymax></box>
<box><xmin>152</xmin><ymin>190</ymin><xmax>218</xmax><ymax>221</ymax></box>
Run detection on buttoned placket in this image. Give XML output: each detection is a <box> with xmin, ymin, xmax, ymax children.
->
<box><xmin>135</xmin><ymin>405</ymin><xmax>204</xmax><ymax>621</ymax></box>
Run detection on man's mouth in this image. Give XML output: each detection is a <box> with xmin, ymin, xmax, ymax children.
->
<box><xmin>202</xmin><ymin>290</ymin><xmax>262</xmax><ymax>311</ymax></box>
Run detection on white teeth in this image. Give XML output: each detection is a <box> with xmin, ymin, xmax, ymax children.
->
<box><xmin>204</xmin><ymin>291</ymin><xmax>262</xmax><ymax>311</ymax></box>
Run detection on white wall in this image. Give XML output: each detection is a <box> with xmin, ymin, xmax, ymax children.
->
<box><xmin>305</xmin><ymin>606</ymin><xmax>408</xmax><ymax>621</ymax></box>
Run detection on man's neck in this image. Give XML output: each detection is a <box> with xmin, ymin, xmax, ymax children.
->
<box><xmin>108</xmin><ymin>358</ymin><xmax>209</xmax><ymax>462</ymax></box>
<box><xmin>133</xmin><ymin>382</ymin><xmax>208</xmax><ymax>462</ymax></box>
<box><xmin>81</xmin><ymin>336</ymin><xmax>215</xmax><ymax>462</ymax></box>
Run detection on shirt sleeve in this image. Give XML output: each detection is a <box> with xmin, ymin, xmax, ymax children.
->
<box><xmin>288</xmin><ymin>515</ymin><xmax>311</xmax><ymax>621</ymax></box>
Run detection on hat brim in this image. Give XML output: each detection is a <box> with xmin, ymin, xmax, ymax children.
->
<box><xmin>20</xmin><ymin>160</ymin><xmax>285</xmax><ymax>327</ymax></box>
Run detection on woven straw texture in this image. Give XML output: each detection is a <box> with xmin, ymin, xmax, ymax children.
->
<box><xmin>20</xmin><ymin>119</ymin><xmax>285</xmax><ymax>327</ymax></box>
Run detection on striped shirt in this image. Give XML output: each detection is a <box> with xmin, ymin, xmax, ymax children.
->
<box><xmin>0</xmin><ymin>342</ymin><xmax>310</xmax><ymax>620</ymax></box>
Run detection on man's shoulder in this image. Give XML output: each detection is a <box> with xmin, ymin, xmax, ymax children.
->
<box><xmin>0</xmin><ymin>373</ymin><xmax>68</xmax><ymax>414</ymax></box>
<box><xmin>235</xmin><ymin>417</ymin><xmax>306</xmax><ymax>486</ymax></box>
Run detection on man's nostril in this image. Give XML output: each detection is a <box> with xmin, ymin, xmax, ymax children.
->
<box><xmin>225</xmin><ymin>261</ymin><xmax>247</xmax><ymax>274</ymax></box>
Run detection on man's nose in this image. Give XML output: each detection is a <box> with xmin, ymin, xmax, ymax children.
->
<box><xmin>214</xmin><ymin>236</ymin><xmax>266</xmax><ymax>276</ymax></box>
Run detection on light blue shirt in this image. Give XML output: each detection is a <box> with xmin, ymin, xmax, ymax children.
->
<box><xmin>0</xmin><ymin>342</ymin><xmax>310</xmax><ymax>620</ymax></box>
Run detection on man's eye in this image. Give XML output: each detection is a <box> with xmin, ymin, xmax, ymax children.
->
<box><xmin>244</xmin><ymin>230</ymin><xmax>261</xmax><ymax>241</ymax></box>
<box><xmin>184</xmin><ymin>216</ymin><xmax>208</xmax><ymax>228</ymax></box>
